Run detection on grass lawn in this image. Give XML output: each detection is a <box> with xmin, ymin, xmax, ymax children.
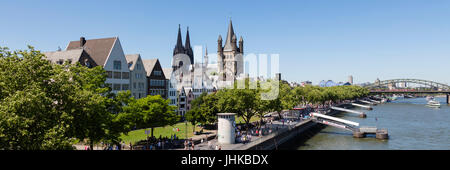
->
<box><xmin>120</xmin><ymin>122</ymin><xmax>199</xmax><ymax>144</ymax></box>
<box><xmin>121</xmin><ymin>115</ymin><xmax>263</xmax><ymax>144</ymax></box>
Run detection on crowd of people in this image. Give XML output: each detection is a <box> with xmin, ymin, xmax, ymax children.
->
<box><xmin>234</xmin><ymin>107</ymin><xmax>316</xmax><ymax>145</ymax></box>
<box><xmin>133</xmin><ymin>134</ymin><xmax>183</xmax><ymax>150</ymax></box>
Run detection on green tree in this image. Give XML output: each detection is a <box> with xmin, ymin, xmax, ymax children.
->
<box><xmin>125</xmin><ymin>95</ymin><xmax>179</xmax><ymax>138</ymax></box>
<box><xmin>186</xmin><ymin>92</ymin><xmax>218</xmax><ymax>133</ymax></box>
<box><xmin>216</xmin><ymin>78</ymin><xmax>259</xmax><ymax>131</ymax></box>
<box><xmin>0</xmin><ymin>46</ymin><xmax>79</xmax><ymax>149</ymax></box>
<box><xmin>0</xmin><ymin>46</ymin><xmax>135</xmax><ymax>150</ymax></box>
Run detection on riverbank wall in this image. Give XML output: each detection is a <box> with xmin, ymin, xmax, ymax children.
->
<box><xmin>244</xmin><ymin>103</ymin><xmax>354</xmax><ymax>150</ymax></box>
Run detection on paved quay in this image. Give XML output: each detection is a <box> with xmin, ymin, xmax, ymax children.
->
<box><xmin>182</xmin><ymin>103</ymin><xmax>352</xmax><ymax>150</ymax></box>
<box><xmin>178</xmin><ymin>118</ymin><xmax>310</xmax><ymax>150</ymax></box>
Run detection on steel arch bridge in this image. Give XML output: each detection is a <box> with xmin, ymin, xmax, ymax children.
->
<box><xmin>365</xmin><ymin>79</ymin><xmax>450</xmax><ymax>90</ymax></box>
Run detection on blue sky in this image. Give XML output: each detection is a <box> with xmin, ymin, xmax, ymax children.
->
<box><xmin>1</xmin><ymin>0</ymin><xmax>450</xmax><ymax>84</ymax></box>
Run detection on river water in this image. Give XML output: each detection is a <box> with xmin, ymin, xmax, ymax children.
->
<box><xmin>293</xmin><ymin>97</ymin><xmax>450</xmax><ymax>150</ymax></box>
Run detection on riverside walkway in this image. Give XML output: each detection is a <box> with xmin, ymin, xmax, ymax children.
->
<box><xmin>190</xmin><ymin>118</ymin><xmax>307</xmax><ymax>150</ymax></box>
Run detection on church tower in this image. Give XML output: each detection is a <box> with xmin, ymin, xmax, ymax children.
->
<box><xmin>172</xmin><ymin>25</ymin><xmax>195</xmax><ymax>72</ymax></box>
<box><xmin>217</xmin><ymin>19</ymin><xmax>243</xmax><ymax>81</ymax></box>
<box><xmin>185</xmin><ymin>27</ymin><xmax>194</xmax><ymax>65</ymax></box>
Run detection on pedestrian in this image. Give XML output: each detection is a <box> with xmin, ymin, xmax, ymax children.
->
<box><xmin>129</xmin><ymin>142</ymin><xmax>133</xmax><ymax>150</ymax></box>
<box><xmin>215</xmin><ymin>145</ymin><xmax>219</xmax><ymax>150</ymax></box>
<box><xmin>192</xmin><ymin>143</ymin><xmax>195</xmax><ymax>150</ymax></box>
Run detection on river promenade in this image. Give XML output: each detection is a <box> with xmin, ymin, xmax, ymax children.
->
<box><xmin>73</xmin><ymin>102</ymin><xmax>356</xmax><ymax>150</ymax></box>
<box><xmin>182</xmin><ymin>102</ymin><xmax>353</xmax><ymax>150</ymax></box>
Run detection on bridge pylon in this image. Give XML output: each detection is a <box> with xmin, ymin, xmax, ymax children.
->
<box><xmin>447</xmin><ymin>94</ymin><xmax>449</xmax><ymax>104</ymax></box>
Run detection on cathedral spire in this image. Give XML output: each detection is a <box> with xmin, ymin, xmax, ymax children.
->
<box><xmin>185</xmin><ymin>26</ymin><xmax>191</xmax><ymax>49</ymax></box>
<box><xmin>173</xmin><ymin>24</ymin><xmax>185</xmax><ymax>56</ymax></box>
<box><xmin>185</xmin><ymin>26</ymin><xmax>194</xmax><ymax>64</ymax></box>
<box><xmin>223</xmin><ymin>19</ymin><xmax>236</xmax><ymax>51</ymax></box>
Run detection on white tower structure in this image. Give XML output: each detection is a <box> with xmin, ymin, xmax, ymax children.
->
<box><xmin>217</xmin><ymin>113</ymin><xmax>236</xmax><ymax>144</ymax></box>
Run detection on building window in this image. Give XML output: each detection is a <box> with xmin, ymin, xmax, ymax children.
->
<box><xmin>135</xmin><ymin>73</ymin><xmax>142</xmax><ymax>79</ymax></box>
<box><xmin>122</xmin><ymin>72</ymin><xmax>129</xmax><ymax>79</ymax></box>
<box><xmin>106</xmin><ymin>71</ymin><xmax>113</xmax><ymax>78</ymax></box>
<box><xmin>136</xmin><ymin>64</ymin><xmax>141</xmax><ymax>70</ymax></box>
<box><xmin>150</xmin><ymin>79</ymin><xmax>165</xmax><ymax>86</ymax></box>
<box><xmin>114</xmin><ymin>72</ymin><xmax>121</xmax><ymax>79</ymax></box>
<box><xmin>122</xmin><ymin>84</ymin><xmax>129</xmax><ymax>90</ymax></box>
<box><xmin>113</xmin><ymin>84</ymin><xmax>121</xmax><ymax>91</ymax></box>
<box><xmin>114</xmin><ymin>60</ymin><xmax>121</xmax><ymax>70</ymax></box>
<box><xmin>128</xmin><ymin>62</ymin><xmax>133</xmax><ymax>68</ymax></box>
<box><xmin>154</xmin><ymin>71</ymin><xmax>162</xmax><ymax>76</ymax></box>
<box><xmin>133</xmin><ymin>82</ymin><xmax>137</xmax><ymax>89</ymax></box>
<box><xmin>138</xmin><ymin>82</ymin><xmax>144</xmax><ymax>90</ymax></box>
<box><xmin>85</xmin><ymin>60</ymin><xmax>92</xmax><ymax>68</ymax></box>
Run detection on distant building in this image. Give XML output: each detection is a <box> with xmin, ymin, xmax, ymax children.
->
<box><xmin>185</xmin><ymin>87</ymin><xmax>194</xmax><ymax>111</ymax></box>
<box><xmin>217</xmin><ymin>19</ymin><xmax>244</xmax><ymax>82</ymax></box>
<box><xmin>177</xmin><ymin>86</ymin><xmax>187</xmax><ymax>118</ymax></box>
<box><xmin>300</xmin><ymin>81</ymin><xmax>312</xmax><ymax>87</ymax></box>
<box><xmin>290</xmin><ymin>81</ymin><xmax>301</xmax><ymax>87</ymax></box>
<box><xmin>44</xmin><ymin>48</ymin><xmax>97</xmax><ymax>68</ymax></box>
<box><xmin>319</xmin><ymin>80</ymin><xmax>351</xmax><ymax>87</ymax></box>
<box><xmin>45</xmin><ymin>37</ymin><xmax>131</xmax><ymax>94</ymax></box>
<box><xmin>169</xmin><ymin>25</ymin><xmax>217</xmax><ymax>118</ymax></box>
<box><xmin>163</xmin><ymin>68</ymin><xmax>177</xmax><ymax>106</ymax></box>
<box><xmin>143</xmin><ymin>59</ymin><xmax>167</xmax><ymax>99</ymax></box>
<box><xmin>275</xmin><ymin>73</ymin><xmax>281</xmax><ymax>81</ymax></box>
<box><xmin>388</xmin><ymin>83</ymin><xmax>396</xmax><ymax>90</ymax></box>
<box><xmin>348</xmin><ymin>75</ymin><xmax>353</xmax><ymax>85</ymax></box>
<box><xmin>125</xmin><ymin>54</ymin><xmax>147</xmax><ymax>99</ymax></box>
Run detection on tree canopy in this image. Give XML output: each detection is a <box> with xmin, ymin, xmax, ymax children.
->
<box><xmin>0</xmin><ymin>46</ymin><xmax>178</xmax><ymax>150</ymax></box>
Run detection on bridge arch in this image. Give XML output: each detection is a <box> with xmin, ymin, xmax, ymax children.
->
<box><xmin>365</xmin><ymin>79</ymin><xmax>450</xmax><ymax>90</ymax></box>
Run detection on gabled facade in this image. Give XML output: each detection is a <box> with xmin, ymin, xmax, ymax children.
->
<box><xmin>185</xmin><ymin>87</ymin><xmax>194</xmax><ymax>111</ymax></box>
<box><xmin>66</xmin><ymin>37</ymin><xmax>131</xmax><ymax>94</ymax></box>
<box><xmin>143</xmin><ymin>59</ymin><xmax>167</xmax><ymax>99</ymax></box>
<box><xmin>163</xmin><ymin>68</ymin><xmax>177</xmax><ymax>107</ymax></box>
<box><xmin>126</xmin><ymin>54</ymin><xmax>147</xmax><ymax>99</ymax></box>
<box><xmin>177</xmin><ymin>86</ymin><xmax>187</xmax><ymax>118</ymax></box>
<box><xmin>43</xmin><ymin>48</ymin><xmax>97</xmax><ymax>68</ymax></box>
